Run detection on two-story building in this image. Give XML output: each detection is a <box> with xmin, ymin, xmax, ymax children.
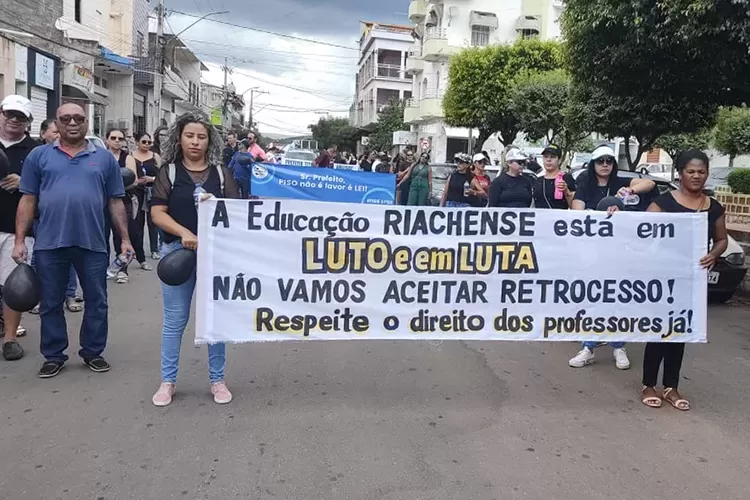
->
<box><xmin>201</xmin><ymin>82</ymin><xmax>245</xmax><ymax>133</ymax></box>
<box><xmin>350</xmin><ymin>22</ymin><xmax>414</xmax><ymax>131</ymax></box>
<box><xmin>404</xmin><ymin>0</ymin><xmax>563</xmax><ymax>162</ymax></box>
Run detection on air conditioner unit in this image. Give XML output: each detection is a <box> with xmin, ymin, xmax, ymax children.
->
<box><xmin>117</xmin><ymin>119</ymin><xmax>130</xmax><ymax>130</ymax></box>
<box><xmin>361</xmin><ymin>136</ymin><xmax>370</xmax><ymax>146</ymax></box>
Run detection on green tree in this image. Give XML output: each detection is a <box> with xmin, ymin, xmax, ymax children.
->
<box><xmin>714</xmin><ymin>107</ymin><xmax>750</xmax><ymax>168</ymax></box>
<box><xmin>654</xmin><ymin>130</ymin><xmax>712</xmax><ymax>161</ymax></box>
<box><xmin>308</xmin><ymin>117</ymin><xmax>361</xmax><ymax>152</ymax></box>
<box><xmin>369</xmin><ymin>99</ymin><xmax>406</xmax><ymax>152</ymax></box>
<box><xmin>507</xmin><ymin>69</ymin><xmax>590</xmax><ymax>160</ymax></box>
<box><xmin>562</xmin><ymin>0</ymin><xmax>725</xmax><ymax>170</ymax></box>
<box><xmin>443</xmin><ymin>39</ymin><xmax>562</xmax><ymax>151</ymax></box>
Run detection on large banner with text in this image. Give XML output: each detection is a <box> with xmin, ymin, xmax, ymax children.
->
<box><xmin>195</xmin><ymin>199</ymin><xmax>709</xmax><ymax>344</ymax></box>
<box><xmin>250</xmin><ymin>163</ymin><xmax>396</xmax><ymax>205</ymax></box>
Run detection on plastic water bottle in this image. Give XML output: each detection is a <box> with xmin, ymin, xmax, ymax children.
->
<box><xmin>193</xmin><ymin>183</ymin><xmax>207</xmax><ymax>208</ymax></box>
<box><xmin>617</xmin><ymin>189</ymin><xmax>640</xmax><ymax>206</ymax></box>
<box><xmin>463</xmin><ymin>180</ymin><xmax>470</xmax><ymax>197</ymax></box>
<box><xmin>554</xmin><ymin>172</ymin><xmax>565</xmax><ymax>200</ymax></box>
<box><xmin>106</xmin><ymin>252</ymin><xmax>132</xmax><ymax>279</ymax></box>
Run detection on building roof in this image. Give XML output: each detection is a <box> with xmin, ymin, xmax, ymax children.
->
<box><xmin>359</xmin><ymin>21</ymin><xmax>413</xmax><ymax>35</ymax></box>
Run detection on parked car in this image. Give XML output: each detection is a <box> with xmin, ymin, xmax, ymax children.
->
<box><xmin>638</xmin><ymin>163</ymin><xmax>675</xmax><ymax>181</ymax></box>
<box><xmin>567</xmin><ymin>169</ymin><xmax>747</xmax><ymax>303</ymax></box>
<box><xmin>281</xmin><ymin>150</ymin><xmax>316</xmax><ymax>165</ymax></box>
<box><xmin>86</xmin><ymin>135</ymin><xmax>105</xmax><ymax>149</ymax></box>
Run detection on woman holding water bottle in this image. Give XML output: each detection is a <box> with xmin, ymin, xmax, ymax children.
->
<box><xmin>532</xmin><ymin>144</ymin><xmax>576</xmax><ymax>209</ymax></box>
<box><xmin>149</xmin><ymin>112</ymin><xmax>240</xmax><ymax>407</ymax></box>
<box><xmin>568</xmin><ymin>145</ymin><xmax>655</xmax><ymax>370</ymax></box>
<box><xmin>441</xmin><ymin>154</ymin><xmax>485</xmax><ymax>207</ymax></box>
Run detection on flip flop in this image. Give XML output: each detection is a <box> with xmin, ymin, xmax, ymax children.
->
<box><xmin>663</xmin><ymin>388</ymin><xmax>690</xmax><ymax>411</ymax></box>
<box><xmin>65</xmin><ymin>298</ymin><xmax>83</xmax><ymax>313</ymax></box>
<box><xmin>641</xmin><ymin>386</ymin><xmax>662</xmax><ymax>408</ymax></box>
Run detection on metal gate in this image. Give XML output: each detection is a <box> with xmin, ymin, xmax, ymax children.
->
<box><xmin>29</xmin><ymin>86</ymin><xmax>48</xmax><ymax>137</ymax></box>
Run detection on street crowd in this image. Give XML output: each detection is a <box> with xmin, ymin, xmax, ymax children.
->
<box><xmin>0</xmin><ymin>93</ymin><xmax>726</xmax><ymax>412</ymax></box>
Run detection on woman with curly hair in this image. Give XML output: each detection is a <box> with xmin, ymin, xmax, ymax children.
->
<box><xmin>149</xmin><ymin>113</ymin><xmax>240</xmax><ymax>407</ymax></box>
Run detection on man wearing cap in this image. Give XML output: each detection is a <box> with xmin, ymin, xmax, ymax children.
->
<box><xmin>568</xmin><ymin>144</ymin><xmax>655</xmax><ymax>370</ymax></box>
<box><xmin>0</xmin><ymin>95</ymin><xmax>38</xmax><ymax>361</ymax></box>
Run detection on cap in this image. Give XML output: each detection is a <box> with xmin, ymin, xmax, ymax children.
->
<box><xmin>0</xmin><ymin>94</ymin><xmax>32</xmax><ymax>119</ymax></box>
<box><xmin>472</xmin><ymin>153</ymin><xmax>486</xmax><ymax>163</ymax></box>
<box><xmin>591</xmin><ymin>145</ymin><xmax>616</xmax><ymax>161</ymax></box>
<box><xmin>506</xmin><ymin>148</ymin><xmax>527</xmax><ymax>162</ymax></box>
<box><xmin>542</xmin><ymin>144</ymin><xmax>562</xmax><ymax>157</ymax></box>
<box><xmin>456</xmin><ymin>153</ymin><xmax>471</xmax><ymax>164</ymax></box>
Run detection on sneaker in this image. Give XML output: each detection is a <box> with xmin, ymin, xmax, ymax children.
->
<box><xmin>613</xmin><ymin>348</ymin><xmax>631</xmax><ymax>370</ymax></box>
<box><xmin>569</xmin><ymin>347</ymin><xmax>595</xmax><ymax>368</ymax></box>
<box><xmin>16</xmin><ymin>325</ymin><xmax>26</xmax><ymax>337</ymax></box>
<box><xmin>83</xmin><ymin>356</ymin><xmax>111</xmax><ymax>373</ymax></box>
<box><xmin>116</xmin><ymin>271</ymin><xmax>129</xmax><ymax>284</ymax></box>
<box><xmin>151</xmin><ymin>252</ymin><xmax>161</xmax><ymax>260</ymax></box>
<box><xmin>38</xmin><ymin>361</ymin><xmax>65</xmax><ymax>378</ymax></box>
<box><xmin>140</xmin><ymin>262</ymin><xmax>153</xmax><ymax>271</ymax></box>
<box><xmin>152</xmin><ymin>382</ymin><xmax>176</xmax><ymax>407</ymax></box>
<box><xmin>29</xmin><ymin>304</ymin><xmax>40</xmax><ymax>315</ymax></box>
<box><xmin>211</xmin><ymin>381</ymin><xmax>233</xmax><ymax>404</ymax></box>
<box><xmin>2</xmin><ymin>340</ymin><xmax>24</xmax><ymax>361</ymax></box>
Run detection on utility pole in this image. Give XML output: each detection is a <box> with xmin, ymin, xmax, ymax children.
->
<box><xmin>152</xmin><ymin>0</ymin><xmax>165</xmax><ymax>133</ymax></box>
<box><xmin>248</xmin><ymin>88</ymin><xmax>268</xmax><ymax>130</ymax></box>
<box><xmin>222</xmin><ymin>57</ymin><xmax>231</xmax><ymax>130</ymax></box>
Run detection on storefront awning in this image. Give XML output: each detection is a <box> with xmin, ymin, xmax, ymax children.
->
<box><xmin>62</xmin><ymin>84</ymin><xmax>109</xmax><ymax>106</ymax></box>
<box><xmin>471</xmin><ymin>11</ymin><xmax>499</xmax><ymax>29</ymax></box>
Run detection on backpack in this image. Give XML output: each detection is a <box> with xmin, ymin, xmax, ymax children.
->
<box><xmin>167</xmin><ymin>163</ymin><xmax>225</xmax><ymax>196</ymax></box>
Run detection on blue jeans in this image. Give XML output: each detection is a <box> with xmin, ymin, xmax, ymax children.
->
<box><xmin>160</xmin><ymin>241</ymin><xmax>226</xmax><ymax>384</ymax></box>
<box><xmin>30</xmin><ymin>253</ymin><xmax>77</xmax><ymax>299</ymax></box>
<box><xmin>582</xmin><ymin>341</ymin><xmax>625</xmax><ymax>350</ymax></box>
<box><xmin>34</xmin><ymin>247</ymin><xmax>109</xmax><ymax>363</ymax></box>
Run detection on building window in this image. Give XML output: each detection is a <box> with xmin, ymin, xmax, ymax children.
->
<box><xmin>471</xmin><ymin>25</ymin><xmax>491</xmax><ymax>47</ymax></box>
<box><xmin>519</xmin><ymin>29</ymin><xmax>539</xmax><ymax>40</ymax></box>
<box><xmin>74</xmin><ymin>0</ymin><xmax>82</xmax><ymax>23</ymax></box>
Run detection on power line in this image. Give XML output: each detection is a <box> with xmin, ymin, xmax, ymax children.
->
<box><xmin>167</xmin><ymin>9</ymin><xmax>359</xmax><ymax>51</ymax></box>
<box><xmin>229</xmin><ymin>67</ymin><xmax>354</xmax><ymax>99</ymax></box>
<box><xmin>179</xmin><ymin>37</ymin><xmax>359</xmax><ymax>59</ymax></box>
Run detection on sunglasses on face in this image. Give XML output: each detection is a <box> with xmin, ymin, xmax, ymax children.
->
<box><xmin>514</xmin><ymin>160</ymin><xmax>527</xmax><ymax>167</ymax></box>
<box><xmin>140</xmin><ymin>140</ymin><xmax>152</xmax><ymax>145</ymax></box>
<box><xmin>2</xmin><ymin>110</ymin><xmax>29</xmax><ymax>122</ymax></box>
<box><xmin>58</xmin><ymin>114</ymin><xmax>86</xmax><ymax>125</ymax></box>
<box><xmin>109</xmin><ymin>136</ymin><xmax>124</xmax><ymax>141</ymax></box>
<box><xmin>596</xmin><ymin>157</ymin><xmax>615</xmax><ymax>165</ymax></box>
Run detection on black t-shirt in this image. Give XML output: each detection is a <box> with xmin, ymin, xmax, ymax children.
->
<box><xmin>151</xmin><ymin>161</ymin><xmax>239</xmax><ymax>243</ymax></box>
<box><xmin>446</xmin><ymin>171</ymin><xmax>473</xmax><ymax>203</ymax></box>
<box><xmin>488</xmin><ymin>172</ymin><xmax>533</xmax><ymax>208</ymax></box>
<box><xmin>573</xmin><ymin>173</ymin><xmax>632</xmax><ymax>210</ymax></box>
<box><xmin>654</xmin><ymin>193</ymin><xmax>725</xmax><ymax>244</ymax></box>
<box><xmin>0</xmin><ymin>135</ymin><xmax>39</xmax><ymax>234</ymax></box>
<box><xmin>533</xmin><ymin>172</ymin><xmax>576</xmax><ymax>209</ymax></box>
<box><xmin>360</xmin><ymin>160</ymin><xmax>372</xmax><ymax>172</ymax></box>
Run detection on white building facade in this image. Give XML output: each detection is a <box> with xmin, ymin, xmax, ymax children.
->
<box><xmin>404</xmin><ymin>0</ymin><xmax>563</xmax><ymax>162</ymax></box>
<box><xmin>350</xmin><ymin>22</ymin><xmax>415</xmax><ymax>130</ymax></box>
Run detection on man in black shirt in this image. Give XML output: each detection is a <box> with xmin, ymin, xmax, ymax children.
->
<box><xmin>222</xmin><ymin>132</ymin><xmax>238</xmax><ymax>167</ymax></box>
<box><xmin>0</xmin><ymin>95</ymin><xmax>39</xmax><ymax>360</ymax></box>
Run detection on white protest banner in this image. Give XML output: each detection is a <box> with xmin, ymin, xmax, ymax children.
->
<box><xmin>195</xmin><ymin>199</ymin><xmax>708</xmax><ymax>344</ymax></box>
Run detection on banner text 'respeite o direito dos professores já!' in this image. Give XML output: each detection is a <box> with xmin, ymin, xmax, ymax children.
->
<box><xmin>195</xmin><ymin>199</ymin><xmax>708</xmax><ymax>344</ymax></box>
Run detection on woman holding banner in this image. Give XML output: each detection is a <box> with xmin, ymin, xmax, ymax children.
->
<box><xmin>568</xmin><ymin>145</ymin><xmax>655</xmax><ymax>370</ymax></box>
<box><xmin>150</xmin><ymin>112</ymin><xmax>240</xmax><ymax>407</ymax></box>
<box><xmin>640</xmin><ymin>149</ymin><xmax>727</xmax><ymax>411</ymax></box>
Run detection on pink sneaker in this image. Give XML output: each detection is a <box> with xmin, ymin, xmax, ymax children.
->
<box><xmin>152</xmin><ymin>382</ymin><xmax>176</xmax><ymax>407</ymax></box>
<box><xmin>211</xmin><ymin>381</ymin><xmax>233</xmax><ymax>404</ymax></box>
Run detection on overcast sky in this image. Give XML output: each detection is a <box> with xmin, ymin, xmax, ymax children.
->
<box><xmin>162</xmin><ymin>0</ymin><xmax>410</xmax><ymax>137</ymax></box>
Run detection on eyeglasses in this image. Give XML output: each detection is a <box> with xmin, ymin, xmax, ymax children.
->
<box><xmin>58</xmin><ymin>114</ymin><xmax>86</xmax><ymax>125</ymax></box>
<box><xmin>514</xmin><ymin>160</ymin><xmax>527</xmax><ymax>166</ymax></box>
<box><xmin>595</xmin><ymin>157</ymin><xmax>615</xmax><ymax>165</ymax></box>
<box><xmin>2</xmin><ymin>110</ymin><xmax>29</xmax><ymax>122</ymax></box>
<box><xmin>109</xmin><ymin>136</ymin><xmax>124</xmax><ymax>141</ymax></box>
<box><xmin>140</xmin><ymin>140</ymin><xmax>152</xmax><ymax>145</ymax></box>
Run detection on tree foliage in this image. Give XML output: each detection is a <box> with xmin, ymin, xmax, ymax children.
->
<box><xmin>654</xmin><ymin>130</ymin><xmax>712</xmax><ymax>161</ymax></box>
<box><xmin>561</xmin><ymin>0</ymin><xmax>737</xmax><ymax>170</ymax></box>
<box><xmin>369</xmin><ymin>99</ymin><xmax>406</xmax><ymax>152</ymax></box>
<box><xmin>507</xmin><ymin>69</ymin><xmax>590</xmax><ymax>159</ymax></box>
<box><xmin>714</xmin><ymin>107</ymin><xmax>750</xmax><ymax>167</ymax></box>
<box><xmin>308</xmin><ymin>117</ymin><xmax>361</xmax><ymax>152</ymax></box>
<box><xmin>443</xmin><ymin>39</ymin><xmax>562</xmax><ymax>151</ymax></box>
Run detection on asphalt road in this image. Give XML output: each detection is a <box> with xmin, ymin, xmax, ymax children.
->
<box><xmin>2</xmin><ymin>266</ymin><xmax>750</xmax><ymax>500</ymax></box>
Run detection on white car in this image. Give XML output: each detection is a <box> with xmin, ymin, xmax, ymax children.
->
<box><xmin>86</xmin><ymin>135</ymin><xmax>105</xmax><ymax>149</ymax></box>
<box><xmin>281</xmin><ymin>150</ymin><xmax>316</xmax><ymax>166</ymax></box>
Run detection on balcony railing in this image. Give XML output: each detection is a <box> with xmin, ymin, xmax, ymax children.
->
<box><xmin>425</xmin><ymin>27</ymin><xmax>447</xmax><ymax>41</ymax></box>
<box><xmin>377</xmin><ymin>63</ymin><xmax>405</xmax><ymax>80</ymax></box>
